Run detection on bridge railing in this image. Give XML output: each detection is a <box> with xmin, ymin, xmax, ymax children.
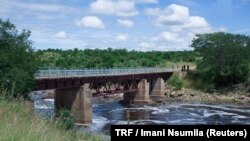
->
<box><xmin>34</xmin><ymin>68</ymin><xmax>173</xmax><ymax>79</ymax></box>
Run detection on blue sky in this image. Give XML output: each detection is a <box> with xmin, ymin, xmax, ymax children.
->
<box><xmin>1</xmin><ymin>0</ymin><xmax>250</xmax><ymax>51</ymax></box>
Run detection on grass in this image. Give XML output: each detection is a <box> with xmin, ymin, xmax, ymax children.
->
<box><xmin>0</xmin><ymin>98</ymin><xmax>107</xmax><ymax>141</ymax></box>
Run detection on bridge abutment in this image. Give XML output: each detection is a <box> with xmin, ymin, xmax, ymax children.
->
<box><xmin>150</xmin><ymin>78</ymin><xmax>165</xmax><ymax>102</ymax></box>
<box><xmin>55</xmin><ymin>83</ymin><xmax>92</xmax><ymax>124</ymax></box>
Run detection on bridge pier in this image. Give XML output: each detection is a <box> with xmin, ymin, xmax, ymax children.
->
<box><xmin>55</xmin><ymin>83</ymin><xmax>92</xmax><ymax>124</ymax></box>
<box><xmin>123</xmin><ymin>78</ymin><xmax>165</xmax><ymax>104</ymax></box>
<box><xmin>150</xmin><ymin>78</ymin><xmax>165</xmax><ymax>102</ymax></box>
<box><xmin>123</xmin><ymin>79</ymin><xmax>151</xmax><ymax>104</ymax></box>
<box><xmin>134</xmin><ymin>79</ymin><xmax>151</xmax><ymax>103</ymax></box>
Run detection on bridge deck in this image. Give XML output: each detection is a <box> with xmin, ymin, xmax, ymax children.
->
<box><xmin>34</xmin><ymin>68</ymin><xmax>174</xmax><ymax>90</ymax></box>
<box><xmin>34</xmin><ymin>68</ymin><xmax>173</xmax><ymax>79</ymax></box>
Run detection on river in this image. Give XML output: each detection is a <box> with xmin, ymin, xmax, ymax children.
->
<box><xmin>32</xmin><ymin>94</ymin><xmax>250</xmax><ymax>135</ymax></box>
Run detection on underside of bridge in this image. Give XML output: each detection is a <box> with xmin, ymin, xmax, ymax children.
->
<box><xmin>54</xmin><ymin>77</ymin><xmax>166</xmax><ymax>124</ymax></box>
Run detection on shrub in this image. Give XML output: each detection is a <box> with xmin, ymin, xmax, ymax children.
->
<box><xmin>56</xmin><ymin>109</ymin><xmax>76</xmax><ymax>130</ymax></box>
<box><xmin>167</xmin><ymin>74</ymin><xmax>183</xmax><ymax>90</ymax></box>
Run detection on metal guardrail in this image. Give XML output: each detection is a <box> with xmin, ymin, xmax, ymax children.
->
<box><xmin>34</xmin><ymin>68</ymin><xmax>173</xmax><ymax>79</ymax></box>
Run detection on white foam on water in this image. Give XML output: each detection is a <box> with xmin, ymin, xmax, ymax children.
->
<box><xmin>218</xmin><ymin>111</ymin><xmax>237</xmax><ymax>116</ymax></box>
<box><xmin>108</xmin><ymin>108</ymin><xmax>124</xmax><ymax>112</ymax></box>
<box><xmin>234</xmin><ymin>115</ymin><xmax>248</xmax><ymax>119</ymax></box>
<box><xmin>108</xmin><ymin>106</ymin><xmax>157</xmax><ymax>113</ymax></box>
<box><xmin>34</xmin><ymin>99</ymin><xmax>54</xmax><ymax>109</ymax></box>
<box><xmin>34</xmin><ymin>105</ymin><xmax>53</xmax><ymax>109</ymax></box>
<box><xmin>92</xmin><ymin>103</ymin><xmax>105</xmax><ymax>108</ymax></box>
<box><xmin>111</xmin><ymin>119</ymin><xmax>166</xmax><ymax>125</ymax></box>
<box><xmin>167</xmin><ymin>119</ymin><xmax>183</xmax><ymax>124</ymax></box>
<box><xmin>190</xmin><ymin>113</ymin><xmax>200</xmax><ymax>116</ymax></box>
<box><xmin>185</xmin><ymin>104</ymin><xmax>250</xmax><ymax>114</ymax></box>
<box><xmin>151</xmin><ymin>109</ymin><xmax>169</xmax><ymax>115</ymax></box>
<box><xmin>203</xmin><ymin>109</ymin><xmax>215</xmax><ymax>117</ymax></box>
<box><xmin>44</xmin><ymin>99</ymin><xmax>54</xmax><ymax>102</ymax></box>
<box><xmin>133</xmin><ymin>119</ymin><xmax>167</xmax><ymax>124</ymax></box>
<box><xmin>90</xmin><ymin>116</ymin><xmax>109</xmax><ymax>131</ymax></box>
<box><xmin>108</xmin><ymin>105</ymin><xmax>170</xmax><ymax>115</ymax></box>
<box><xmin>111</xmin><ymin>120</ymin><xmax>128</xmax><ymax>125</ymax></box>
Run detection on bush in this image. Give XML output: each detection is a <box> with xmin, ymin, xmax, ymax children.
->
<box><xmin>56</xmin><ymin>109</ymin><xmax>76</xmax><ymax>130</ymax></box>
<box><xmin>186</xmin><ymin>70</ymin><xmax>216</xmax><ymax>92</ymax></box>
<box><xmin>167</xmin><ymin>74</ymin><xmax>183</xmax><ymax>90</ymax></box>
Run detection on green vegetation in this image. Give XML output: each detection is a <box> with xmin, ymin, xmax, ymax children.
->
<box><xmin>0</xmin><ymin>19</ymin><xmax>106</xmax><ymax>140</ymax></box>
<box><xmin>167</xmin><ymin>74</ymin><xmax>184</xmax><ymax>90</ymax></box>
<box><xmin>0</xmin><ymin>98</ymin><xmax>106</xmax><ymax>141</ymax></box>
<box><xmin>35</xmin><ymin>48</ymin><xmax>197</xmax><ymax>68</ymax></box>
<box><xmin>0</xmin><ymin>19</ymin><xmax>37</xmax><ymax>98</ymax></box>
<box><xmin>1</xmin><ymin>19</ymin><xmax>250</xmax><ymax>141</ymax></box>
<box><xmin>191</xmin><ymin>32</ymin><xmax>250</xmax><ymax>88</ymax></box>
<box><xmin>183</xmin><ymin>71</ymin><xmax>217</xmax><ymax>93</ymax></box>
<box><xmin>56</xmin><ymin>109</ymin><xmax>76</xmax><ymax>130</ymax></box>
<box><xmin>0</xmin><ymin>98</ymin><xmax>75</xmax><ymax>141</ymax></box>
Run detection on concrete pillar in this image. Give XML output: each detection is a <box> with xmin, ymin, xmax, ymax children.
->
<box><xmin>72</xmin><ymin>83</ymin><xmax>92</xmax><ymax>124</ymax></box>
<box><xmin>150</xmin><ymin>78</ymin><xmax>165</xmax><ymax>102</ymax></box>
<box><xmin>134</xmin><ymin>79</ymin><xmax>151</xmax><ymax>103</ymax></box>
<box><xmin>55</xmin><ymin>83</ymin><xmax>92</xmax><ymax>124</ymax></box>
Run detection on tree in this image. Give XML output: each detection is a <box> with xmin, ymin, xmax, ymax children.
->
<box><xmin>191</xmin><ymin>32</ymin><xmax>250</xmax><ymax>87</ymax></box>
<box><xmin>0</xmin><ymin>19</ymin><xmax>37</xmax><ymax>98</ymax></box>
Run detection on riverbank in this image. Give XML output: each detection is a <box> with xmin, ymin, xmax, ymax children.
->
<box><xmin>165</xmin><ymin>87</ymin><xmax>250</xmax><ymax>105</ymax></box>
<box><xmin>0</xmin><ymin>98</ymin><xmax>106</xmax><ymax>141</ymax></box>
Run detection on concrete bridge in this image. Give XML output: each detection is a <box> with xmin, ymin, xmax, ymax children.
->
<box><xmin>34</xmin><ymin>68</ymin><xmax>173</xmax><ymax>124</ymax></box>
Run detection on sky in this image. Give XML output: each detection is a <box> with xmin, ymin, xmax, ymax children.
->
<box><xmin>1</xmin><ymin>0</ymin><xmax>250</xmax><ymax>51</ymax></box>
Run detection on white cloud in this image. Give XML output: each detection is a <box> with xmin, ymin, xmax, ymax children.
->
<box><xmin>117</xmin><ymin>19</ymin><xmax>134</xmax><ymax>27</ymax></box>
<box><xmin>134</xmin><ymin>0</ymin><xmax>158</xmax><ymax>4</ymax></box>
<box><xmin>138</xmin><ymin>31</ymin><xmax>198</xmax><ymax>51</ymax></box>
<box><xmin>218</xmin><ymin>27</ymin><xmax>227</xmax><ymax>32</ymax></box>
<box><xmin>139</xmin><ymin>4</ymin><xmax>216</xmax><ymax>51</ymax></box>
<box><xmin>90</xmin><ymin>0</ymin><xmax>138</xmax><ymax>16</ymax></box>
<box><xmin>76</xmin><ymin>16</ymin><xmax>105</xmax><ymax>29</ymax></box>
<box><xmin>153</xmin><ymin>31</ymin><xmax>183</xmax><ymax>42</ymax></box>
<box><xmin>145</xmin><ymin>8</ymin><xmax>161</xmax><ymax>15</ymax></box>
<box><xmin>139</xmin><ymin>42</ymin><xmax>155</xmax><ymax>49</ymax></box>
<box><xmin>146</xmin><ymin>4</ymin><xmax>211</xmax><ymax>33</ymax></box>
<box><xmin>0</xmin><ymin>1</ymin><xmax>77</xmax><ymax>13</ymax></box>
<box><xmin>116</xmin><ymin>34</ymin><xmax>128</xmax><ymax>41</ymax></box>
<box><xmin>55</xmin><ymin>31</ymin><xmax>67</xmax><ymax>39</ymax></box>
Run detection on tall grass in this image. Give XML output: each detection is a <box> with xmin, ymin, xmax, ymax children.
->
<box><xmin>0</xmin><ymin>91</ymin><xmax>108</xmax><ymax>141</ymax></box>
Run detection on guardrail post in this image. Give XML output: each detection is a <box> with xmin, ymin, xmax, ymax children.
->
<box><xmin>48</xmin><ymin>68</ymin><xmax>51</xmax><ymax>78</ymax></box>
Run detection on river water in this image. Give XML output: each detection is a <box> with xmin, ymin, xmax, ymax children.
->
<box><xmin>32</xmin><ymin>95</ymin><xmax>250</xmax><ymax>135</ymax></box>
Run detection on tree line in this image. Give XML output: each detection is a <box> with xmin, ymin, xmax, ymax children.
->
<box><xmin>35</xmin><ymin>48</ymin><xmax>197</xmax><ymax>69</ymax></box>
